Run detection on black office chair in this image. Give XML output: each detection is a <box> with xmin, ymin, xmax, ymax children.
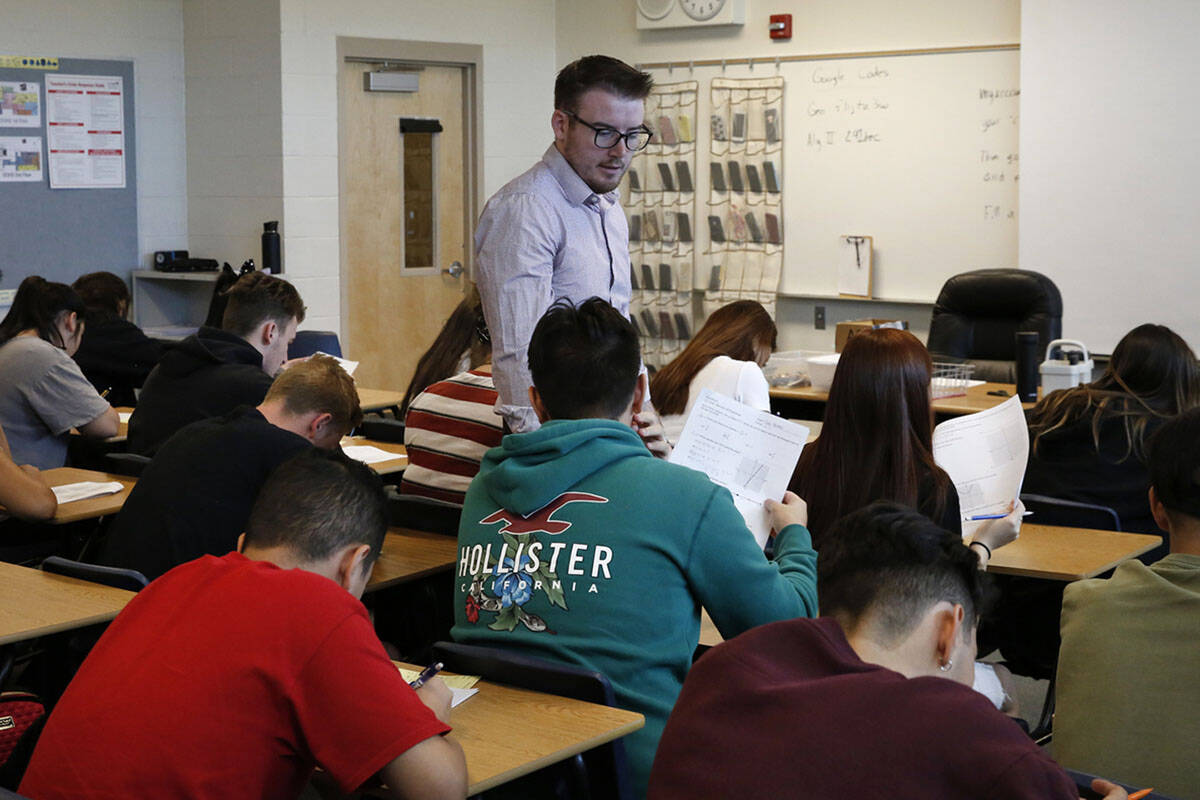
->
<box><xmin>1019</xmin><ymin>494</ymin><xmax>1121</xmax><ymax>531</ymax></box>
<box><xmin>927</xmin><ymin>269</ymin><xmax>1062</xmax><ymax>383</ymax></box>
<box><xmin>386</xmin><ymin>490</ymin><xmax>461</xmax><ymax>536</ymax></box>
<box><xmin>40</xmin><ymin>556</ymin><xmax>149</xmax><ymax>593</ymax></box>
<box><xmin>104</xmin><ymin>452</ymin><xmax>152</xmax><ymax>478</ymax></box>
<box><xmin>431</xmin><ymin>641</ymin><xmax>634</xmax><ymax>800</ymax></box>
<box><xmin>288</xmin><ymin>330</ymin><xmax>342</xmax><ymax>359</ymax></box>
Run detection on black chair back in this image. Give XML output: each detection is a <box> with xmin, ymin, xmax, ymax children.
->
<box><xmin>289</xmin><ymin>330</ymin><xmax>342</xmax><ymax>359</ymax></box>
<box><xmin>357</xmin><ymin>418</ymin><xmax>406</xmax><ymax>441</ymax></box>
<box><xmin>928</xmin><ymin>268</ymin><xmax>1062</xmax><ymax>382</ymax></box>
<box><xmin>387</xmin><ymin>492</ymin><xmax>461</xmax><ymax>536</ymax></box>
<box><xmin>104</xmin><ymin>452</ymin><xmax>152</xmax><ymax>478</ymax></box>
<box><xmin>432</xmin><ymin>641</ymin><xmax>633</xmax><ymax>800</ymax></box>
<box><xmin>41</xmin><ymin>556</ymin><xmax>149</xmax><ymax>593</ymax></box>
<box><xmin>1019</xmin><ymin>494</ymin><xmax>1121</xmax><ymax>531</ymax></box>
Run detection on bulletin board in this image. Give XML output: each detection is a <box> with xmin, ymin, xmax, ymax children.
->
<box><xmin>0</xmin><ymin>56</ymin><xmax>137</xmax><ymax>289</ymax></box>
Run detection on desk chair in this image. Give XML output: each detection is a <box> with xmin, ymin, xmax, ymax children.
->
<box><xmin>927</xmin><ymin>269</ymin><xmax>1062</xmax><ymax>383</ymax></box>
<box><xmin>358</xmin><ymin>418</ymin><xmax>405</xmax><ymax>442</ymax></box>
<box><xmin>41</xmin><ymin>557</ymin><xmax>148</xmax><ymax>593</ymax></box>
<box><xmin>387</xmin><ymin>491</ymin><xmax>461</xmax><ymax>536</ymax></box>
<box><xmin>432</xmin><ymin>641</ymin><xmax>633</xmax><ymax>800</ymax></box>
<box><xmin>288</xmin><ymin>330</ymin><xmax>342</xmax><ymax>359</ymax></box>
<box><xmin>104</xmin><ymin>452</ymin><xmax>152</xmax><ymax>478</ymax></box>
<box><xmin>1019</xmin><ymin>494</ymin><xmax>1121</xmax><ymax>531</ymax></box>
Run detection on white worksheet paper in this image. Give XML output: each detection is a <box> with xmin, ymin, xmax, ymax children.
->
<box><xmin>341</xmin><ymin>445</ymin><xmax>400</xmax><ymax>465</ymax></box>
<box><xmin>932</xmin><ymin>394</ymin><xmax>1028</xmax><ymax>539</ymax></box>
<box><xmin>315</xmin><ymin>351</ymin><xmax>358</xmax><ymax>376</ymax></box>
<box><xmin>51</xmin><ymin>481</ymin><xmax>125</xmax><ymax>504</ymax></box>
<box><xmin>669</xmin><ymin>389</ymin><xmax>809</xmax><ymax>548</ymax></box>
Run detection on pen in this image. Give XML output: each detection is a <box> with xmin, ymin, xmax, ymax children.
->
<box><xmin>968</xmin><ymin>511</ymin><xmax>1034</xmax><ymax>521</ymax></box>
<box><xmin>1127</xmin><ymin>789</ymin><xmax>1154</xmax><ymax>800</ymax></box>
<box><xmin>986</xmin><ymin>389</ymin><xmax>1009</xmax><ymax>397</ymax></box>
<box><xmin>408</xmin><ymin>661</ymin><xmax>444</xmax><ymax>690</ymax></box>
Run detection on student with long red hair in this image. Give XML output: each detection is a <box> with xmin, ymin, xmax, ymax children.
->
<box><xmin>650</xmin><ymin>300</ymin><xmax>776</xmax><ymax>443</ymax></box>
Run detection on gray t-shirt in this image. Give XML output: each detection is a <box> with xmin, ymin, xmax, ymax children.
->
<box><xmin>0</xmin><ymin>335</ymin><xmax>112</xmax><ymax>469</ymax></box>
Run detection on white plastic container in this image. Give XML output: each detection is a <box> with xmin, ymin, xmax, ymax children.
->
<box><xmin>805</xmin><ymin>353</ymin><xmax>841</xmax><ymax>391</ymax></box>
<box><xmin>1040</xmin><ymin>339</ymin><xmax>1093</xmax><ymax>395</ymax></box>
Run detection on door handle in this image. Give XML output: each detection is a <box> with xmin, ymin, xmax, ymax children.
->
<box><xmin>443</xmin><ymin>261</ymin><xmax>464</xmax><ymax>278</ymax></box>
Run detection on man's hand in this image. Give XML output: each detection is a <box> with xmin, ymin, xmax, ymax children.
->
<box><xmin>632</xmin><ymin>410</ymin><xmax>671</xmax><ymax>460</ymax></box>
<box><xmin>1089</xmin><ymin>778</ymin><xmax>1128</xmax><ymax>800</ymax></box>
<box><xmin>414</xmin><ymin>677</ymin><xmax>453</xmax><ymax>726</ymax></box>
<box><xmin>765</xmin><ymin>491</ymin><xmax>808</xmax><ymax>535</ymax></box>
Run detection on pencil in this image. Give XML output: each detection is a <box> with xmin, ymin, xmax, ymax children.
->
<box><xmin>1127</xmin><ymin>789</ymin><xmax>1154</xmax><ymax>800</ymax></box>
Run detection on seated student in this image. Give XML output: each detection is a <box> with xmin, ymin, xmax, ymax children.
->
<box><xmin>0</xmin><ymin>276</ymin><xmax>118</xmax><ymax>469</ymax></box>
<box><xmin>101</xmin><ymin>355</ymin><xmax>360</xmax><ymax>581</ymax></box>
<box><xmin>401</xmin><ymin>287</ymin><xmax>502</xmax><ymax>506</ymax></box>
<box><xmin>0</xmin><ymin>424</ymin><xmax>56</xmax><ymax>521</ymax></box>
<box><xmin>1025</xmin><ymin>323</ymin><xmax>1200</xmax><ymax>544</ymax></box>
<box><xmin>70</xmin><ymin>270</ymin><xmax>164</xmax><ymax>407</ymax></box>
<box><xmin>1054</xmin><ymin>406</ymin><xmax>1200</xmax><ymax>797</ymax></box>
<box><xmin>648</xmin><ymin>503</ymin><xmax>1128</xmax><ymax>800</ymax></box>
<box><xmin>20</xmin><ymin>449</ymin><xmax>467</xmax><ymax>800</ymax></box>
<box><xmin>789</xmin><ymin>327</ymin><xmax>1020</xmax><ymax>556</ymax></box>
<box><xmin>650</xmin><ymin>299</ymin><xmax>775</xmax><ymax>444</ymax></box>
<box><xmin>128</xmin><ymin>271</ymin><xmax>305</xmax><ymax>456</ymax></box>
<box><xmin>452</xmin><ymin>298</ymin><xmax>818</xmax><ymax>796</ymax></box>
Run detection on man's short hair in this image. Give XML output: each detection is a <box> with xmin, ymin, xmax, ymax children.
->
<box><xmin>221</xmin><ymin>272</ymin><xmax>306</xmax><ymax>337</ymax></box>
<box><xmin>818</xmin><ymin>502</ymin><xmax>991</xmax><ymax>643</ymax></box>
<box><xmin>554</xmin><ymin>55</ymin><xmax>654</xmax><ymax>114</ymax></box>
<box><xmin>244</xmin><ymin>449</ymin><xmax>387</xmax><ymax>566</ymax></box>
<box><xmin>264</xmin><ymin>354</ymin><xmax>363</xmax><ymax>433</ymax></box>
<box><xmin>528</xmin><ymin>297</ymin><xmax>641</xmax><ymax>421</ymax></box>
<box><xmin>1148</xmin><ymin>406</ymin><xmax>1200</xmax><ymax>520</ymax></box>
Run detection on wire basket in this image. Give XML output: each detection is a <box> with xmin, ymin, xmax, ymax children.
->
<box><xmin>930</xmin><ymin>362</ymin><xmax>975</xmax><ymax>399</ymax></box>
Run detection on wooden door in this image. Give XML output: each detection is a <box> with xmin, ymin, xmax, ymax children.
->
<box><xmin>340</xmin><ymin>61</ymin><xmax>469</xmax><ymax>391</ymax></box>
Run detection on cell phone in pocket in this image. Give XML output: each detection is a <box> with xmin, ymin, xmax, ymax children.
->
<box><xmin>630</xmin><ymin>265</ymin><xmax>640</xmax><ymax>290</ymax></box>
<box><xmin>629</xmin><ymin>215</ymin><xmax>641</xmax><ymax>241</ymax></box>
<box><xmin>765</xmin><ymin>213</ymin><xmax>782</xmax><ymax>245</ymax></box>
<box><xmin>707</xmin><ymin>215</ymin><xmax>726</xmax><ymax>243</ymax></box>
<box><xmin>727</xmin><ymin>160</ymin><xmax>744</xmax><ymax>193</ymax></box>
<box><xmin>710</xmin><ymin>113</ymin><xmax>727</xmax><ymax>141</ymax></box>
<box><xmin>728</xmin><ymin>210</ymin><xmax>748</xmax><ymax>243</ymax></box>
<box><xmin>658</xmin><ymin>311</ymin><xmax>676</xmax><ymax>339</ymax></box>
<box><xmin>731</xmin><ymin>112</ymin><xmax>747</xmax><ymax>142</ymax></box>
<box><xmin>658</xmin><ymin>263</ymin><xmax>673</xmax><ymax>291</ymax></box>
<box><xmin>657</xmin><ymin>162</ymin><xmax>675</xmax><ymax>192</ymax></box>
<box><xmin>675</xmin><ymin>161</ymin><xmax>693</xmax><ymax>193</ymax></box>
<box><xmin>643</xmin><ymin>210</ymin><xmax>660</xmax><ymax>242</ymax></box>
<box><xmin>707</xmin><ymin>265</ymin><xmax>722</xmax><ymax>291</ymax></box>
<box><xmin>763</xmin><ymin>161</ymin><xmax>780</xmax><ymax>193</ymax></box>
<box><xmin>709</xmin><ymin>162</ymin><xmax>727</xmax><ymax>193</ymax></box>
<box><xmin>627</xmin><ymin>167</ymin><xmax>641</xmax><ymax>192</ymax></box>
<box><xmin>674</xmin><ymin>312</ymin><xmax>692</xmax><ymax>339</ymax></box>
<box><xmin>676</xmin><ymin>213</ymin><xmax>693</xmax><ymax>243</ymax></box>
<box><xmin>764</xmin><ymin>108</ymin><xmax>780</xmax><ymax>143</ymax></box>
<box><xmin>640</xmin><ymin>309</ymin><xmax>660</xmax><ymax>338</ymax></box>
<box><xmin>745</xmin><ymin>211</ymin><xmax>763</xmax><ymax>243</ymax></box>
<box><xmin>676</xmin><ymin>114</ymin><xmax>693</xmax><ymax>142</ymax></box>
<box><xmin>641</xmin><ymin>263</ymin><xmax>656</xmax><ymax>291</ymax></box>
<box><xmin>745</xmin><ymin>164</ymin><xmax>763</xmax><ymax>194</ymax></box>
<box><xmin>657</xmin><ymin>115</ymin><xmax>678</xmax><ymax>145</ymax></box>
<box><xmin>660</xmin><ymin>212</ymin><xmax>676</xmax><ymax>243</ymax></box>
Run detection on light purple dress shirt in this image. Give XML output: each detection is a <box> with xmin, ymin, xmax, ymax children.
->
<box><xmin>474</xmin><ymin>144</ymin><xmax>633</xmax><ymax>432</ymax></box>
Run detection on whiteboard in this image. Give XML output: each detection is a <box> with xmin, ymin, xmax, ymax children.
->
<box><xmin>646</xmin><ymin>48</ymin><xmax>1019</xmax><ymax>302</ymax></box>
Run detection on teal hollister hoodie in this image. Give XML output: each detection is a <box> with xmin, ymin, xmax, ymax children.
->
<box><xmin>451</xmin><ymin>418</ymin><xmax>818</xmax><ymax>797</ymax></box>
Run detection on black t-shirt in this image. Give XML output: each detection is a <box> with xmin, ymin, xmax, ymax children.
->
<box><xmin>72</xmin><ymin>314</ymin><xmax>164</xmax><ymax>408</ymax></box>
<box><xmin>102</xmin><ymin>407</ymin><xmax>310</xmax><ymax>580</ymax></box>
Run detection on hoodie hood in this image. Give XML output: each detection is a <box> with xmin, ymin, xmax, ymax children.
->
<box><xmin>156</xmin><ymin>326</ymin><xmax>264</xmax><ymax>379</ymax></box>
<box><xmin>479</xmin><ymin>418</ymin><xmax>650</xmax><ymax>516</ymax></box>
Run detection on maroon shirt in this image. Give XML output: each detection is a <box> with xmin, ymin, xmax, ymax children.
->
<box><xmin>648</xmin><ymin>617</ymin><xmax>1078</xmax><ymax>800</ymax></box>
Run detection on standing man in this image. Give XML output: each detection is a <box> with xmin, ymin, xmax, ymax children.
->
<box><xmin>474</xmin><ymin>55</ymin><xmax>653</xmax><ymax>433</ymax></box>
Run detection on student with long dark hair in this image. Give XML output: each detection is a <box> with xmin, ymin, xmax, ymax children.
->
<box><xmin>650</xmin><ymin>299</ymin><xmax>776</xmax><ymax>443</ymax></box>
<box><xmin>789</xmin><ymin>328</ymin><xmax>1018</xmax><ymax>563</ymax></box>
<box><xmin>1025</xmin><ymin>323</ymin><xmax>1200</xmax><ymax>538</ymax></box>
<box><xmin>0</xmin><ymin>276</ymin><xmax>118</xmax><ymax>468</ymax></box>
<box><xmin>400</xmin><ymin>285</ymin><xmax>491</xmax><ymax>414</ymax></box>
<box><xmin>71</xmin><ymin>271</ymin><xmax>163</xmax><ymax>407</ymax></box>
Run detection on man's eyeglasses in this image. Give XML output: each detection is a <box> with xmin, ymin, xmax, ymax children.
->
<box><xmin>561</xmin><ymin>110</ymin><xmax>653</xmax><ymax>151</ymax></box>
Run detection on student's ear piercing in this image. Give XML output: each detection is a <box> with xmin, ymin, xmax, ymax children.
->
<box><xmin>938</xmin><ymin>658</ymin><xmax>954</xmax><ymax>672</ymax></box>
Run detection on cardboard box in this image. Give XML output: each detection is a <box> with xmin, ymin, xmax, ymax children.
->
<box><xmin>834</xmin><ymin>318</ymin><xmax>908</xmax><ymax>352</ymax></box>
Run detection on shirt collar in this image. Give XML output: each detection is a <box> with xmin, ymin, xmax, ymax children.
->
<box><xmin>542</xmin><ymin>144</ymin><xmax>616</xmax><ymax>209</ymax></box>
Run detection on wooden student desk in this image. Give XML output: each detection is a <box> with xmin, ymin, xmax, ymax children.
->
<box><xmin>340</xmin><ymin>436</ymin><xmax>408</xmax><ymax>476</ymax></box>
<box><xmin>986</xmin><ymin>523</ymin><xmax>1162</xmax><ymax>581</ymax></box>
<box><xmin>365</xmin><ymin>528</ymin><xmax>458</xmax><ymax>593</ymax></box>
<box><xmin>0</xmin><ymin>561</ymin><xmax>135</xmax><ymax>646</ymax></box>
<box><xmin>38</xmin><ymin>467</ymin><xmax>136</xmax><ymax>524</ymax></box>
<box><xmin>394</xmin><ymin>663</ymin><xmax>643</xmax><ymax>795</ymax></box>
<box><xmin>770</xmin><ymin>381</ymin><xmax>1035</xmax><ymax>418</ymax></box>
<box><xmin>357</xmin><ymin>387</ymin><xmax>406</xmax><ymax>416</ymax></box>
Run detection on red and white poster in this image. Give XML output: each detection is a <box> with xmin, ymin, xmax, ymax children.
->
<box><xmin>45</xmin><ymin>74</ymin><xmax>125</xmax><ymax>189</ymax></box>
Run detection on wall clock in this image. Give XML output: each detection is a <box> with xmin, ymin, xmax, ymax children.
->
<box><xmin>635</xmin><ymin>0</ymin><xmax>745</xmax><ymax>30</ymax></box>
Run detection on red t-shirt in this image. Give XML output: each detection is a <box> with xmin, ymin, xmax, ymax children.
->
<box><xmin>648</xmin><ymin>617</ymin><xmax>1079</xmax><ymax>800</ymax></box>
<box><xmin>21</xmin><ymin>553</ymin><xmax>449</xmax><ymax>799</ymax></box>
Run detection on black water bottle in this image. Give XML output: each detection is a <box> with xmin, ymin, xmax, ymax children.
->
<box><xmin>262</xmin><ymin>220</ymin><xmax>281</xmax><ymax>274</ymax></box>
<box><xmin>1015</xmin><ymin>331</ymin><xmax>1040</xmax><ymax>402</ymax></box>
